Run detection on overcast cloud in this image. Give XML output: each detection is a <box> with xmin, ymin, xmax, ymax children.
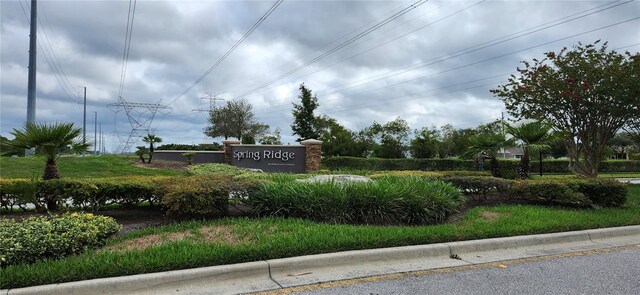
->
<box><xmin>1</xmin><ymin>0</ymin><xmax>639</xmax><ymax>152</ymax></box>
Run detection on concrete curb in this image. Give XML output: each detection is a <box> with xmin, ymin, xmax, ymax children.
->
<box><xmin>4</xmin><ymin>225</ymin><xmax>640</xmax><ymax>295</ymax></box>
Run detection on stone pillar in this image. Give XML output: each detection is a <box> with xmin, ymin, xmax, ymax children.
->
<box><xmin>223</xmin><ymin>140</ymin><xmax>240</xmax><ymax>164</ymax></box>
<box><xmin>300</xmin><ymin>139</ymin><xmax>323</xmax><ymax>173</ymax></box>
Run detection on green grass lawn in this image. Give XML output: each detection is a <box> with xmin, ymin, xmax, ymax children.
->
<box><xmin>0</xmin><ymin>155</ymin><xmax>185</xmax><ymax>179</ymax></box>
<box><xmin>2</xmin><ymin>185</ymin><xmax>639</xmax><ymax>289</ymax></box>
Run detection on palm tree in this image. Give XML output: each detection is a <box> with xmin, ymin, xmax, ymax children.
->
<box><xmin>142</xmin><ymin>134</ymin><xmax>162</xmax><ymax>163</ymax></box>
<box><xmin>135</xmin><ymin>146</ymin><xmax>149</xmax><ymax>163</ymax></box>
<box><xmin>506</xmin><ymin>121</ymin><xmax>555</xmax><ymax>179</ymax></box>
<box><xmin>464</xmin><ymin>133</ymin><xmax>512</xmax><ymax>178</ymax></box>
<box><xmin>6</xmin><ymin>122</ymin><xmax>89</xmax><ymax>210</ymax></box>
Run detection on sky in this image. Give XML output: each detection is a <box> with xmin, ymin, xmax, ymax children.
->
<box><xmin>1</xmin><ymin>0</ymin><xmax>639</xmax><ymax>152</ymax></box>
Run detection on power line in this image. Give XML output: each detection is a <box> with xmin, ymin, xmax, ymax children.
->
<box><xmin>239</xmin><ymin>0</ymin><xmax>633</xmax><ymax>116</ymax></box>
<box><xmin>349</xmin><ymin>16</ymin><xmax>640</xmax><ymax>97</ymax></box>
<box><xmin>256</xmin><ymin>72</ymin><xmax>513</xmax><ymax>115</ymax></box>
<box><xmin>18</xmin><ymin>0</ymin><xmax>80</xmax><ymax>104</ymax></box>
<box><xmin>230</xmin><ymin>0</ymin><xmax>432</xmax><ymax>100</ymax></box>
<box><xmin>37</xmin><ymin>1</ymin><xmax>78</xmax><ymax>98</ymax></box>
<box><xmin>118</xmin><ymin>0</ymin><xmax>137</xmax><ymax>98</ymax></box>
<box><xmin>265</xmin><ymin>0</ymin><xmax>427</xmax><ymax>76</ymax></box>
<box><xmin>317</xmin><ymin>0</ymin><xmax>634</xmax><ymax>97</ymax></box>
<box><xmin>251</xmin><ymin>17</ymin><xmax>640</xmax><ymax>117</ymax></box>
<box><xmin>251</xmin><ymin>0</ymin><xmax>487</xmax><ymax>96</ymax></box>
<box><xmin>166</xmin><ymin>0</ymin><xmax>284</xmax><ymax>106</ymax></box>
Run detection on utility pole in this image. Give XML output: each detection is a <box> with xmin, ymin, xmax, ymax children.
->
<box><xmin>98</xmin><ymin>123</ymin><xmax>102</xmax><ymax>155</ymax></box>
<box><xmin>25</xmin><ymin>0</ymin><xmax>37</xmax><ymax>156</ymax></box>
<box><xmin>102</xmin><ymin>128</ymin><xmax>106</xmax><ymax>154</ymax></box>
<box><xmin>94</xmin><ymin>112</ymin><xmax>97</xmax><ymax>155</ymax></box>
<box><xmin>83</xmin><ymin>87</ymin><xmax>87</xmax><ymax>156</ymax></box>
<box><xmin>26</xmin><ymin>0</ymin><xmax>37</xmax><ymax>124</ymax></box>
<box><xmin>499</xmin><ymin>112</ymin><xmax>505</xmax><ymax>159</ymax></box>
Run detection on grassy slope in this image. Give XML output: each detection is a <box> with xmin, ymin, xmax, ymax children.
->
<box><xmin>0</xmin><ymin>155</ymin><xmax>185</xmax><ymax>179</ymax></box>
<box><xmin>2</xmin><ymin>185</ymin><xmax>639</xmax><ymax>289</ymax></box>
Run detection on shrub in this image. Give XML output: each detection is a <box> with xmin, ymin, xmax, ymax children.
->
<box><xmin>1</xmin><ymin>177</ymin><xmax>168</xmax><ymax>212</ymax></box>
<box><xmin>249</xmin><ymin>176</ymin><xmax>465</xmax><ymax>225</ymax></box>
<box><xmin>368</xmin><ymin>170</ymin><xmax>492</xmax><ymax>180</ymax></box>
<box><xmin>0</xmin><ymin>213</ymin><xmax>120</xmax><ymax>266</ymax></box>
<box><xmin>442</xmin><ymin>176</ymin><xmax>515</xmax><ymax>202</ymax></box>
<box><xmin>160</xmin><ymin>175</ymin><xmax>268</xmax><ymax>217</ymax></box>
<box><xmin>368</xmin><ymin>171</ymin><xmax>444</xmax><ymax>179</ymax></box>
<box><xmin>324</xmin><ymin>156</ymin><xmax>640</xmax><ymax>174</ymax></box>
<box><xmin>92</xmin><ymin>176</ymin><xmax>167</xmax><ymax>208</ymax></box>
<box><xmin>161</xmin><ymin>175</ymin><xmax>231</xmax><ymax>217</ymax></box>
<box><xmin>510</xmin><ymin>179</ymin><xmax>628</xmax><ymax>208</ymax></box>
<box><xmin>37</xmin><ymin>179</ymin><xmax>98</xmax><ymax>210</ymax></box>
<box><xmin>511</xmin><ymin>179</ymin><xmax>592</xmax><ymax>207</ymax></box>
<box><xmin>439</xmin><ymin>171</ymin><xmax>492</xmax><ymax>177</ymax></box>
<box><xmin>0</xmin><ymin>178</ymin><xmax>40</xmax><ymax>211</ymax></box>
<box><xmin>323</xmin><ymin>157</ymin><xmax>475</xmax><ymax>171</ymax></box>
<box><xmin>573</xmin><ymin>179</ymin><xmax>628</xmax><ymax>207</ymax></box>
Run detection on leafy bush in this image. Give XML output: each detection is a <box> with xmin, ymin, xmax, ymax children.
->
<box><xmin>0</xmin><ymin>213</ymin><xmax>120</xmax><ymax>266</ymax></box>
<box><xmin>442</xmin><ymin>176</ymin><xmax>515</xmax><ymax>202</ymax></box>
<box><xmin>0</xmin><ymin>179</ymin><xmax>40</xmax><ymax>211</ymax></box>
<box><xmin>368</xmin><ymin>171</ymin><xmax>444</xmax><ymax>179</ymax></box>
<box><xmin>249</xmin><ymin>176</ymin><xmax>465</xmax><ymax>225</ymax></box>
<box><xmin>323</xmin><ymin>157</ymin><xmax>476</xmax><ymax>171</ymax></box>
<box><xmin>160</xmin><ymin>175</ymin><xmax>268</xmax><ymax>217</ymax></box>
<box><xmin>510</xmin><ymin>179</ymin><xmax>628</xmax><ymax>208</ymax></box>
<box><xmin>324</xmin><ymin>156</ymin><xmax>640</xmax><ymax>174</ymax></box>
<box><xmin>439</xmin><ymin>171</ymin><xmax>492</xmax><ymax>177</ymax></box>
<box><xmin>91</xmin><ymin>177</ymin><xmax>164</xmax><ymax>208</ymax></box>
<box><xmin>511</xmin><ymin>179</ymin><xmax>592</xmax><ymax>207</ymax></box>
<box><xmin>1</xmin><ymin>177</ymin><xmax>168</xmax><ymax>212</ymax></box>
<box><xmin>573</xmin><ymin>179</ymin><xmax>628</xmax><ymax>207</ymax></box>
<box><xmin>368</xmin><ymin>170</ymin><xmax>492</xmax><ymax>180</ymax></box>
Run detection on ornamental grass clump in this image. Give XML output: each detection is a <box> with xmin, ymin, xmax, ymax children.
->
<box><xmin>0</xmin><ymin>213</ymin><xmax>120</xmax><ymax>267</ymax></box>
<box><xmin>249</xmin><ymin>176</ymin><xmax>464</xmax><ymax>225</ymax></box>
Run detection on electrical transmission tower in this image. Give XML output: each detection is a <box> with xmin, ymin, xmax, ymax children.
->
<box><xmin>193</xmin><ymin>93</ymin><xmax>224</xmax><ymax>143</ymax></box>
<box><xmin>108</xmin><ymin>97</ymin><xmax>171</xmax><ymax>153</ymax></box>
<box><xmin>192</xmin><ymin>92</ymin><xmax>225</xmax><ymax>113</ymax></box>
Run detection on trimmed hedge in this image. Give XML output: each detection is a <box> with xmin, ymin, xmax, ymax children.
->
<box><xmin>323</xmin><ymin>156</ymin><xmax>640</xmax><ymax>174</ymax></box>
<box><xmin>323</xmin><ymin>157</ymin><xmax>475</xmax><ymax>171</ymax></box>
<box><xmin>0</xmin><ymin>213</ymin><xmax>120</xmax><ymax>266</ymax></box>
<box><xmin>0</xmin><ymin>177</ymin><xmax>170</xmax><ymax>212</ymax></box>
<box><xmin>366</xmin><ymin>171</ymin><xmax>628</xmax><ymax>208</ymax></box>
<box><xmin>442</xmin><ymin>176</ymin><xmax>514</xmax><ymax>202</ymax></box>
<box><xmin>249</xmin><ymin>176</ymin><xmax>465</xmax><ymax>225</ymax></box>
<box><xmin>161</xmin><ymin>174</ymin><xmax>269</xmax><ymax>217</ymax></box>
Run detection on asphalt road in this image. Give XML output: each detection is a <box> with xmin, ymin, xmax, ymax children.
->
<box><xmin>290</xmin><ymin>247</ymin><xmax>640</xmax><ymax>295</ymax></box>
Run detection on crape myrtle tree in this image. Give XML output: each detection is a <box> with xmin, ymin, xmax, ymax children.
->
<box><xmin>291</xmin><ymin>83</ymin><xmax>320</xmax><ymax>142</ymax></box>
<box><xmin>205</xmin><ymin>99</ymin><xmax>269</xmax><ymax>141</ymax></box>
<box><xmin>492</xmin><ymin>41</ymin><xmax>640</xmax><ymax>178</ymax></box>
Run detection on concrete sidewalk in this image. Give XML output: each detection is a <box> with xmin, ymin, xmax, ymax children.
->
<box><xmin>3</xmin><ymin>225</ymin><xmax>640</xmax><ymax>295</ymax></box>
